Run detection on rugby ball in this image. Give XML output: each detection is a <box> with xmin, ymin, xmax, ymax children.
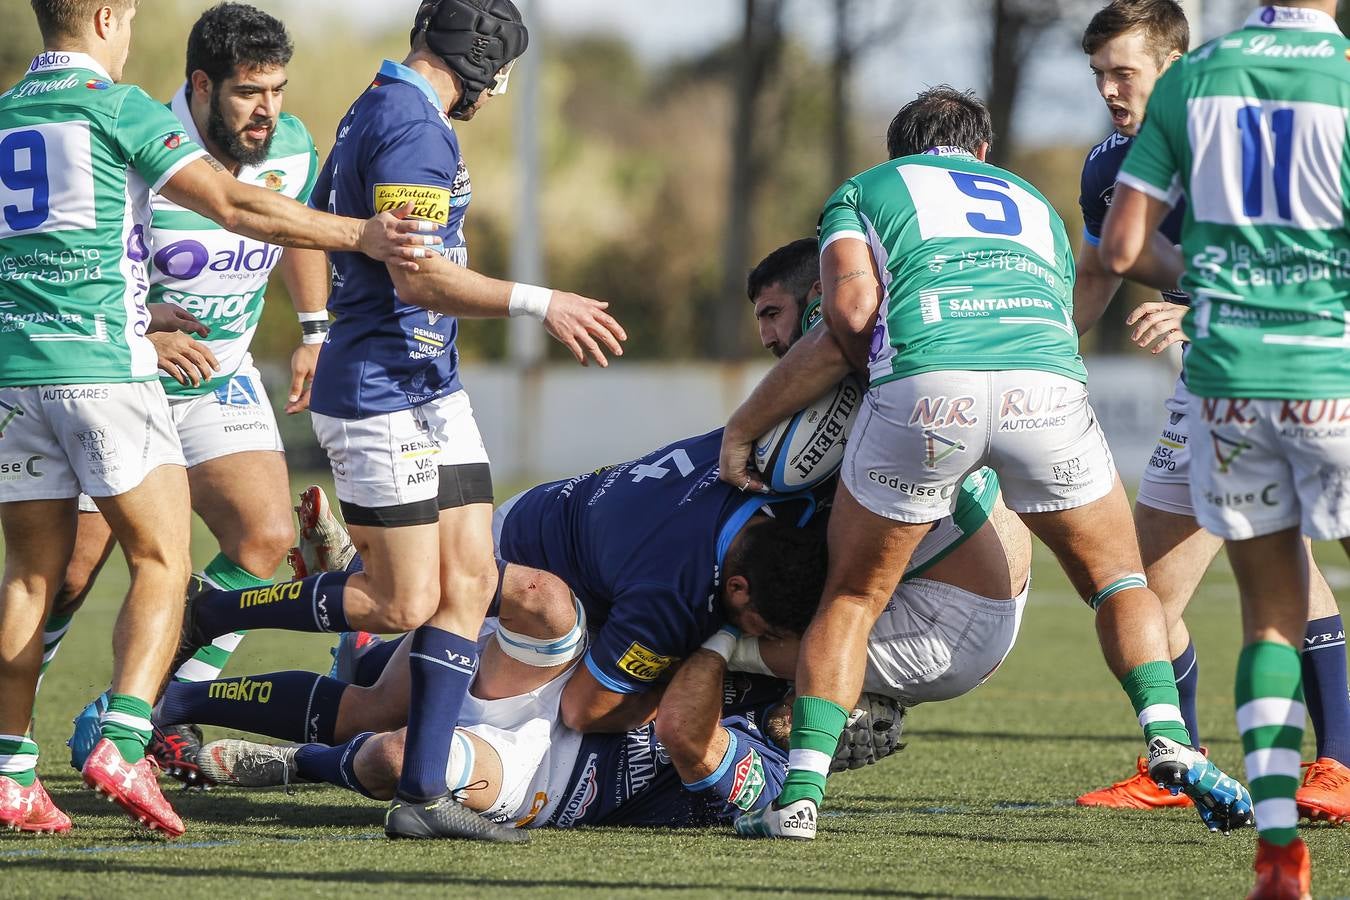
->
<box><xmin>752</xmin><ymin>375</ymin><xmax>863</xmax><ymax>492</ymax></box>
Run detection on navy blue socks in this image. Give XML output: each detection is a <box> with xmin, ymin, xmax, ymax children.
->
<box><xmin>397</xmin><ymin>627</ymin><xmax>479</xmax><ymax>801</ymax></box>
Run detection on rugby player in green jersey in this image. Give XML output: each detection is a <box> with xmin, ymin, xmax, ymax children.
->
<box><xmin>1101</xmin><ymin>1</ymin><xmax>1350</xmax><ymax>893</ymax></box>
<box><xmin>42</xmin><ymin>2</ymin><xmax>334</xmax><ymax>788</ymax></box>
<box><xmin>0</xmin><ymin>0</ymin><xmax>435</xmax><ymax>837</ymax></box>
<box><xmin>1073</xmin><ymin>0</ymin><xmax>1350</xmax><ymax>827</ymax></box>
<box><xmin>721</xmin><ymin>87</ymin><xmax>1251</xmax><ymax>841</ymax></box>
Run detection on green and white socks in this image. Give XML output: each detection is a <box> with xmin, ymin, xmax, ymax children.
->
<box><xmin>0</xmin><ymin>735</ymin><xmax>38</xmax><ymax>786</ymax></box>
<box><xmin>34</xmin><ymin>612</ymin><xmax>74</xmax><ymax>696</ymax></box>
<box><xmin>1120</xmin><ymin>659</ymin><xmax>1194</xmax><ymax>747</ymax></box>
<box><xmin>778</xmin><ymin>696</ymin><xmax>850</xmax><ymax>808</ymax></box>
<box><xmin>1236</xmin><ymin>641</ymin><xmax>1305</xmax><ymax>847</ymax></box>
<box><xmin>171</xmin><ymin>554</ymin><xmax>265</xmax><ymax>683</ymax></box>
<box><xmin>100</xmin><ymin>694</ymin><xmax>154</xmax><ymax>763</ymax></box>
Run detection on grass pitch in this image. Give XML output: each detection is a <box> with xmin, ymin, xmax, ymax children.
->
<box><xmin>6</xmin><ymin>479</ymin><xmax>1350</xmax><ymax>898</ymax></box>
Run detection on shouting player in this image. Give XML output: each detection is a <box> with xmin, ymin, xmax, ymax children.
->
<box><xmin>720</xmin><ymin>87</ymin><xmax>1251</xmax><ymax>840</ymax></box>
<box><xmin>151</xmin><ymin>0</ymin><xmax>625</xmax><ymax>841</ymax></box>
<box><xmin>0</xmin><ymin>0</ymin><xmax>438</xmax><ymax>837</ymax></box>
<box><xmin>51</xmin><ymin>2</ymin><xmax>333</xmax><ymax>780</ymax></box>
<box><xmin>1074</xmin><ymin>0</ymin><xmax>1350</xmax><ymax>823</ymax></box>
<box><xmin>1100</xmin><ymin>1</ymin><xmax>1350</xmax><ymax>893</ymax></box>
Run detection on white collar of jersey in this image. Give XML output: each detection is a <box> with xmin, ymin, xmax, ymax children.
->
<box><xmin>1244</xmin><ymin>5</ymin><xmax>1343</xmax><ymax>34</ymax></box>
<box><xmin>377</xmin><ymin>59</ymin><xmax>443</xmax><ymax>112</ymax></box>
<box><xmin>27</xmin><ymin>51</ymin><xmax>111</xmax><ymax>80</ymax></box>
<box><xmin>923</xmin><ymin>146</ymin><xmax>976</xmax><ymax>158</ymax></box>
<box><xmin>170</xmin><ymin>84</ymin><xmax>207</xmax><ymax>148</ymax></box>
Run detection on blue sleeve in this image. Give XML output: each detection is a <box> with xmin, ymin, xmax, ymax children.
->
<box><xmin>1079</xmin><ymin>152</ymin><xmax>1106</xmax><ymax>246</ymax></box>
<box><xmin>584</xmin><ymin>583</ymin><xmax>698</xmax><ymax>695</ymax></box>
<box><xmin>361</xmin><ymin>119</ymin><xmax>464</xmax><ymax>245</ymax></box>
<box><xmin>681</xmin><ymin>719</ymin><xmax>787</xmax><ymax>816</ymax></box>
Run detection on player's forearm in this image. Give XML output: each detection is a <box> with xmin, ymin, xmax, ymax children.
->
<box><xmin>727</xmin><ymin>327</ymin><xmax>852</xmax><ymax>445</ymax></box>
<box><xmin>1073</xmin><ymin>247</ymin><xmax>1122</xmax><ymax>335</ymax></box>
<box><xmin>655</xmin><ymin>650</ymin><xmax>732</xmax><ymax>782</ymax></box>
<box><xmin>390</xmin><ymin>254</ymin><xmax>516</xmax><ymax>317</ymax></box>
<box><xmin>1117</xmin><ymin>232</ymin><xmax>1184</xmax><ymax>294</ymax></box>
<box><xmin>219</xmin><ymin>185</ymin><xmax>365</xmax><ymax>253</ymax></box>
<box><xmin>279</xmin><ymin>248</ymin><xmax>331</xmax><ymax>314</ymax></box>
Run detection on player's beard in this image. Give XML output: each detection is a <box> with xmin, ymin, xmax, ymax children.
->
<box><xmin>206</xmin><ymin>88</ymin><xmax>274</xmax><ymax>168</ymax></box>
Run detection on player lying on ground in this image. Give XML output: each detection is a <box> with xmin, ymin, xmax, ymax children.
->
<box><xmin>1073</xmin><ymin>0</ymin><xmax>1350</xmax><ymax>824</ymax></box>
<box><xmin>719</xmin><ymin>86</ymin><xmax>1252</xmax><ymax>840</ymax></box>
<box><xmin>196</xmin><ymin>614</ymin><xmax>901</xmax><ymax>833</ymax></box>
<box><xmin>1099</xmin><ymin>0</ymin><xmax>1350</xmax><ymax>892</ymax></box>
<box><xmin>155</xmin><ymin>238</ymin><xmax>1034</xmax><ymax>759</ymax></box>
<box><xmin>38</xmin><ymin>0</ymin><xmax>337</xmax><ymax>780</ymax></box>
<box><xmin>0</xmin><ymin>0</ymin><xmax>444</xmax><ymax>839</ymax></box>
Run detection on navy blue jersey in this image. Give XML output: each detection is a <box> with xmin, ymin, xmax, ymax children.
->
<box><xmin>308</xmin><ymin>60</ymin><xmax>471</xmax><ymax>419</ymax></box>
<box><xmin>1080</xmin><ymin>131</ymin><xmax>1185</xmax><ymax>246</ymax></box>
<box><xmin>546</xmin><ymin>713</ymin><xmax>787</xmax><ymax>828</ymax></box>
<box><xmin>497</xmin><ymin>428</ymin><xmax>813</xmax><ymax>695</ymax></box>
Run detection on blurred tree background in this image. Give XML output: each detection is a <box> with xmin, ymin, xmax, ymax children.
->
<box><xmin>0</xmin><ymin>0</ymin><xmax>1273</xmax><ymax>364</ymax></box>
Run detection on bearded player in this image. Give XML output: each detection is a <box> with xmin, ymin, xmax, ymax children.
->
<box><xmin>49</xmin><ymin>2</ymin><xmax>333</xmax><ymax>782</ymax></box>
<box><xmin>1073</xmin><ymin>0</ymin><xmax>1350</xmax><ymax>825</ymax></box>
<box><xmin>145</xmin><ymin>0</ymin><xmax>626</xmax><ymax>842</ymax></box>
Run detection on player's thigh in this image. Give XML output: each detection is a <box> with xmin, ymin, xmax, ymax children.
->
<box><xmin>95</xmin><ymin>464</ymin><xmax>192</xmax><ymax>572</ymax></box>
<box><xmin>1134</xmin><ymin>501</ymin><xmax>1221</xmax><ymax>625</ymax></box>
<box><xmin>346</xmin><ymin>520</ymin><xmax>441</xmax><ymax>627</ymax></box>
<box><xmin>987</xmin><ymin>370</ymin><xmax>1117</xmax><ymax>515</ymax></box>
<box><xmin>825</xmin><ymin>479</ymin><xmax>933</xmax><ymax>607</ymax></box>
<box><xmin>187</xmin><ymin>449</ymin><xmax>292</xmax><ymax>563</ymax></box>
<box><xmin>839</xmin><ymin>371</ymin><xmax>989</xmax><ymax>531</ymax></box>
<box><xmin>1021</xmin><ymin>478</ymin><xmax>1146</xmax><ymax>599</ymax></box>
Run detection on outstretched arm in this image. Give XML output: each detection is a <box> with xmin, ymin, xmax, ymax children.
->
<box><xmin>654</xmin><ymin>646</ymin><xmax>732</xmax><ymax>783</ymax></box>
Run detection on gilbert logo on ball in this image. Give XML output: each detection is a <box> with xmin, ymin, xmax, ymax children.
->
<box><xmin>754</xmin><ymin>375</ymin><xmax>863</xmax><ymax>492</ymax></box>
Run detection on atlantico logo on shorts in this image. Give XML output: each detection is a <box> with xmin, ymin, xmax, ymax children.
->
<box><xmin>373</xmin><ymin>184</ymin><xmax>452</xmax><ymax>225</ymax></box>
<box><xmin>617</xmin><ymin>642</ymin><xmax>676</xmax><ymax>682</ymax></box>
<box><xmin>207</xmin><ymin>676</ymin><xmax>272</xmax><ymax>704</ymax></box>
<box><xmin>239</xmin><ymin>581</ymin><xmax>305</xmax><ymax>609</ymax></box>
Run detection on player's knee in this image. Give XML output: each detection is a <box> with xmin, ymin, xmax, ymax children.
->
<box><xmin>227</xmin><ymin>518</ymin><xmax>294</xmax><ymax>577</ymax></box>
<box><xmin>498</xmin><ymin>566</ymin><xmax>575</xmax><ymax>637</ymax></box>
<box><xmin>354</xmin><ymin>731</ymin><xmax>403</xmax><ymax>801</ymax></box>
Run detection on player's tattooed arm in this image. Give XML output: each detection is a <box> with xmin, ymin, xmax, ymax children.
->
<box><xmin>833</xmin><ymin>269</ymin><xmax>867</xmax><ymax>287</ymax></box>
<box><xmin>822</xmin><ymin>237</ymin><xmax>883</xmax><ymax>371</ymax></box>
<box><xmin>202</xmin><ymin>154</ymin><xmax>228</xmax><ymax>174</ymax></box>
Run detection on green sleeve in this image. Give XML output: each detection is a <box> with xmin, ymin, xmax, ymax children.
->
<box><xmin>817</xmin><ymin>179</ymin><xmax>867</xmax><ymax>248</ymax></box>
<box><xmin>111</xmin><ymin>86</ymin><xmax>206</xmax><ymax>192</ymax></box>
<box><xmin>1117</xmin><ymin>66</ymin><xmax>1185</xmax><ymax>205</ymax></box>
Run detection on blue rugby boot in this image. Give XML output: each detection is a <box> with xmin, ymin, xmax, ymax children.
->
<box><xmin>67</xmin><ymin>690</ymin><xmax>109</xmax><ymax>771</ymax></box>
<box><xmin>1147</xmin><ymin>736</ymin><xmax>1254</xmax><ymax>834</ymax></box>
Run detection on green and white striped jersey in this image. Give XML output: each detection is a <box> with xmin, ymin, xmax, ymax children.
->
<box><xmin>0</xmin><ymin>52</ymin><xmax>205</xmax><ymax>386</ymax></box>
<box><xmin>1119</xmin><ymin>6</ymin><xmax>1350</xmax><ymax>399</ymax></box>
<box><xmin>818</xmin><ymin>149</ymin><xmax>1083</xmax><ymax>388</ymax></box>
<box><xmin>150</xmin><ymin>88</ymin><xmax>318</xmax><ymax>396</ymax></box>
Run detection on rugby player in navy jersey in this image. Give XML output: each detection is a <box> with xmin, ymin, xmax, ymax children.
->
<box><xmin>159</xmin><ymin>0</ymin><xmax>626</xmax><ymax>843</ymax></box>
<box><xmin>1071</xmin><ymin>0</ymin><xmax>1350</xmax><ymax>822</ymax></box>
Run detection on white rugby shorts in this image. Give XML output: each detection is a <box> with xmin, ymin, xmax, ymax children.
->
<box><xmin>1190</xmin><ymin>396</ymin><xmax>1350</xmax><ymax>541</ymax></box>
<box><xmin>311</xmin><ymin>389</ymin><xmax>489</xmax><ymax>511</ymax></box>
<box><xmin>862</xmin><ymin>575</ymin><xmax>1028</xmax><ymax>705</ymax></box>
<box><xmin>0</xmin><ymin>382</ymin><xmax>184</xmax><ymax>503</ymax></box>
<box><xmin>168</xmin><ymin>361</ymin><xmax>283</xmax><ymax>468</ymax></box>
<box><xmin>451</xmin><ymin>656</ymin><xmax>584</xmax><ymax>828</ymax></box>
<box><xmin>842</xmin><ymin>370</ymin><xmax>1116</xmax><ymax>522</ymax></box>
<box><xmin>1137</xmin><ymin>374</ymin><xmax>1196</xmax><ymax>517</ymax></box>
